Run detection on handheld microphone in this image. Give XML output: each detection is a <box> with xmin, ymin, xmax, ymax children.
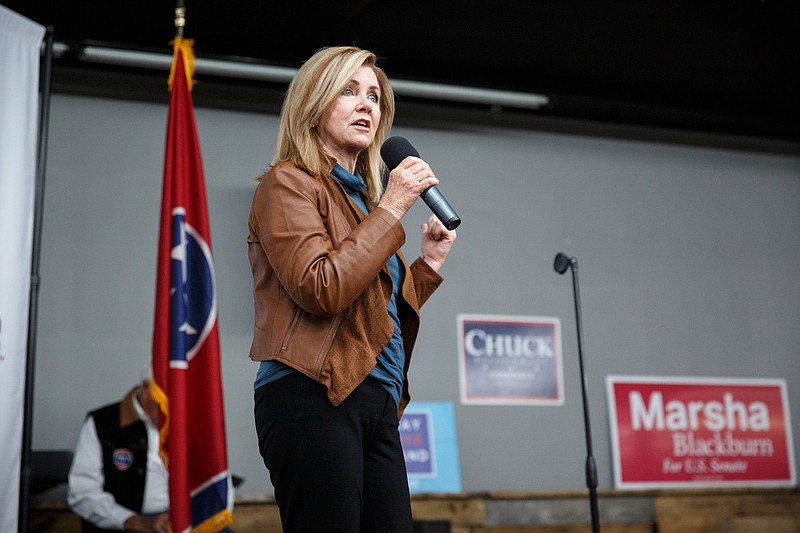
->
<box><xmin>380</xmin><ymin>136</ymin><xmax>461</xmax><ymax>230</ymax></box>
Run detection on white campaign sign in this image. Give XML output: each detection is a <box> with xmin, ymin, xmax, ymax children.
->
<box><xmin>0</xmin><ymin>6</ymin><xmax>45</xmax><ymax>532</ymax></box>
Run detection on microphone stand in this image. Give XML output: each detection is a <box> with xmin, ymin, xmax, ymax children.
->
<box><xmin>555</xmin><ymin>254</ymin><xmax>600</xmax><ymax>532</ymax></box>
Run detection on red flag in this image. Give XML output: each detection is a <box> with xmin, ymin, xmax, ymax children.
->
<box><xmin>151</xmin><ymin>38</ymin><xmax>233</xmax><ymax>533</ymax></box>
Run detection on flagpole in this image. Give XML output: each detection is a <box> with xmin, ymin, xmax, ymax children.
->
<box><xmin>175</xmin><ymin>1</ymin><xmax>185</xmax><ymax>39</ymax></box>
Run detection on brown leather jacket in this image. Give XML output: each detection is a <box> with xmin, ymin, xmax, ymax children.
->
<box><xmin>247</xmin><ymin>162</ymin><xmax>443</xmax><ymax>415</ymax></box>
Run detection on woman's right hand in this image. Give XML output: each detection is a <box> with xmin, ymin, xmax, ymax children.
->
<box><xmin>377</xmin><ymin>156</ymin><xmax>439</xmax><ymax>220</ymax></box>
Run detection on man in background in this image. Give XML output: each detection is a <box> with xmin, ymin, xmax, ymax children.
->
<box><xmin>67</xmin><ymin>374</ymin><xmax>168</xmax><ymax>533</ymax></box>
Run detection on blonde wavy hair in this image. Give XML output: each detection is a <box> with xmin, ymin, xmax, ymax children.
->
<box><xmin>272</xmin><ymin>46</ymin><xmax>395</xmax><ymax>204</ymax></box>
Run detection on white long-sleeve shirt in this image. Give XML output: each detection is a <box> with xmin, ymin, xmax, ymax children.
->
<box><xmin>67</xmin><ymin>390</ymin><xmax>168</xmax><ymax>530</ymax></box>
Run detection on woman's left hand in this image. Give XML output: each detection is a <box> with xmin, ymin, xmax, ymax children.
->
<box><xmin>420</xmin><ymin>214</ymin><xmax>457</xmax><ymax>272</ymax></box>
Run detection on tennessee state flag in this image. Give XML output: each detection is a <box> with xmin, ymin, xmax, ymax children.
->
<box><xmin>151</xmin><ymin>38</ymin><xmax>234</xmax><ymax>533</ymax></box>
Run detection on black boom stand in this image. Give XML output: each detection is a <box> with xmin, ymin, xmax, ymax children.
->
<box><xmin>554</xmin><ymin>253</ymin><xmax>600</xmax><ymax>533</ymax></box>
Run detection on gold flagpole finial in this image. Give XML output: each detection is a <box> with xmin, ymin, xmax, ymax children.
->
<box><xmin>168</xmin><ymin>0</ymin><xmax>196</xmax><ymax>92</ymax></box>
<box><xmin>175</xmin><ymin>0</ymin><xmax>186</xmax><ymax>38</ymax></box>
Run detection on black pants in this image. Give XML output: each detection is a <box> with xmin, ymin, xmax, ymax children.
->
<box><xmin>254</xmin><ymin>372</ymin><xmax>413</xmax><ymax>533</ymax></box>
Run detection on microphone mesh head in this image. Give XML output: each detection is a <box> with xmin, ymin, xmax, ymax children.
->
<box><xmin>381</xmin><ymin>136</ymin><xmax>419</xmax><ymax>170</ymax></box>
<box><xmin>554</xmin><ymin>253</ymin><xmax>572</xmax><ymax>274</ymax></box>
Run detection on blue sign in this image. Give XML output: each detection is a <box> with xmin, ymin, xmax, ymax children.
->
<box><xmin>400</xmin><ymin>402</ymin><xmax>461</xmax><ymax>493</ymax></box>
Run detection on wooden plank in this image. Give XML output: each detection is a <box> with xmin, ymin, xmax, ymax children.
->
<box><xmin>724</xmin><ymin>515</ymin><xmax>800</xmax><ymax>533</ymax></box>
<box><xmin>29</xmin><ymin>489</ymin><xmax>800</xmax><ymax>533</ymax></box>
<box><xmin>29</xmin><ymin>511</ymin><xmax>80</xmax><ymax>533</ymax></box>
<box><xmin>654</xmin><ymin>515</ymin><xmax>722</xmax><ymax>533</ymax></box>
<box><xmin>230</xmin><ymin>501</ymin><xmax>283</xmax><ymax>533</ymax></box>
<box><xmin>739</xmin><ymin>494</ymin><xmax>800</xmax><ymax>515</ymax></box>
<box><xmin>655</xmin><ymin>492</ymin><xmax>800</xmax><ymax>533</ymax></box>
<box><xmin>412</xmin><ymin>496</ymin><xmax>486</xmax><ymax>526</ymax></box>
<box><xmin>469</xmin><ymin>524</ymin><xmax>653</xmax><ymax>533</ymax></box>
<box><xmin>655</xmin><ymin>495</ymin><xmax>743</xmax><ymax>516</ymax></box>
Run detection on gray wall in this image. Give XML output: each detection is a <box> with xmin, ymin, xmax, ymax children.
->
<box><xmin>32</xmin><ymin>93</ymin><xmax>800</xmax><ymax>497</ymax></box>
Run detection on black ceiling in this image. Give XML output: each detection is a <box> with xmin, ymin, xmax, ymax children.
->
<box><xmin>5</xmin><ymin>1</ymin><xmax>800</xmax><ymax>143</ymax></box>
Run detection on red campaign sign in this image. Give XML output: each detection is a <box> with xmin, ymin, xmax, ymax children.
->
<box><xmin>606</xmin><ymin>376</ymin><xmax>796</xmax><ymax>489</ymax></box>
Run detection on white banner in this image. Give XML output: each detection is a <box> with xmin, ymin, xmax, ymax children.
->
<box><xmin>0</xmin><ymin>6</ymin><xmax>45</xmax><ymax>532</ymax></box>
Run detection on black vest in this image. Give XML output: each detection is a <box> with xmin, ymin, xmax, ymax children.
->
<box><xmin>80</xmin><ymin>402</ymin><xmax>149</xmax><ymax>533</ymax></box>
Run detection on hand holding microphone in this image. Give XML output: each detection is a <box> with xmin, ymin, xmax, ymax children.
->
<box><xmin>380</xmin><ymin>136</ymin><xmax>461</xmax><ymax>230</ymax></box>
<box><xmin>377</xmin><ymin>150</ymin><xmax>438</xmax><ymax>220</ymax></box>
